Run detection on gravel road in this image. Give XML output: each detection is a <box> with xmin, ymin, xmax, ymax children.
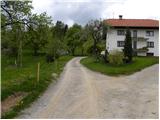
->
<box><xmin>17</xmin><ymin>57</ymin><xmax>159</xmax><ymax>119</ymax></box>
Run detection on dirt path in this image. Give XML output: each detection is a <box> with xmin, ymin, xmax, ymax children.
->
<box><xmin>17</xmin><ymin>57</ymin><xmax>159</xmax><ymax>119</ymax></box>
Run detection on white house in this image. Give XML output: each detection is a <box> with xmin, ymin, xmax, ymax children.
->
<box><xmin>105</xmin><ymin>15</ymin><xmax>159</xmax><ymax>56</ymax></box>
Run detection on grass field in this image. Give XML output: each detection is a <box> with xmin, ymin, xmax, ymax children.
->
<box><xmin>1</xmin><ymin>52</ymin><xmax>73</xmax><ymax>118</ymax></box>
<box><xmin>80</xmin><ymin>56</ymin><xmax>159</xmax><ymax>76</ymax></box>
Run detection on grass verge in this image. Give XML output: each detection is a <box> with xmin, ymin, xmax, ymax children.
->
<box><xmin>1</xmin><ymin>53</ymin><xmax>73</xmax><ymax>118</ymax></box>
<box><xmin>80</xmin><ymin>56</ymin><xmax>158</xmax><ymax>76</ymax></box>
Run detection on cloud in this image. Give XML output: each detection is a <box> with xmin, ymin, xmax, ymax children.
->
<box><xmin>51</xmin><ymin>2</ymin><xmax>109</xmax><ymax>26</ymax></box>
<box><xmin>105</xmin><ymin>0</ymin><xmax>160</xmax><ymax>19</ymax></box>
<box><xmin>32</xmin><ymin>0</ymin><xmax>160</xmax><ymax>26</ymax></box>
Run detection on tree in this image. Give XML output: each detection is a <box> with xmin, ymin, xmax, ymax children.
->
<box><xmin>65</xmin><ymin>24</ymin><xmax>82</xmax><ymax>56</ymax></box>
<box><xmin>78</xmin><ymin>28</ymin><xmax>88</xmax><ymax>55</ymax></box>
<box><xmin>52</xmin><ymin>21</ymin><xmax>68</xmax><ymax>54</ymax></box>
<box><xmin>1</xmin><ymin>1</ymin><xmax>33</xmax><ymax>67</ymax></box>
<box><xmin>1</xmin><ymin>1</ymin><xmax>33</xmax><ymax>28</ymax></box>
<box><xmin>53</xmin><ymin>21</ymin><xmax>68</xmax><ymax>40</ymax></box>
<box><xmin>46</xmin><ymin>27</ymin><xmax>57</xmax><ymax>62</ymax></box>
<box><xmin>26</xmin><ymin>12</ymin><xmax>52</xmax><ymax>56</ymax></box>
<box><xmin>123</xmin><ymin>29</ymin><xmax>133</xmax><ymax>62</ymax></box>
<box><xmin>46</xmin><ymin>21</ymin><xmax>68</xmax><ymax>62</ymax></box>
<box><xmin>86</xmin><ymin>19</ymin><xmax>108</xmax><ymax>60</ymax></box>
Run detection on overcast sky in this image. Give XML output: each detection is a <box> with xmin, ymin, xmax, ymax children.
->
<box><xmin>32</xmin><ymin>0</ymin><xmax>160</xmax><ymax>26</ymax></box>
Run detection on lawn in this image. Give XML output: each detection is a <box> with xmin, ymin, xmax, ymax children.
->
<box><xmin>80</xmin><ymin>56</ymin><xmax>159</xmax><ymax>76</ymax></box>
<box><xmin>1</xmin><ymin>52</ymin><xmax>73</xmax><ymax>118</ymax></box>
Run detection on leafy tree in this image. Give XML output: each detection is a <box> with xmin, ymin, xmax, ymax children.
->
<box><xmin>46</xmin><ymin>27</ymin><xmax>56</xmax><ymax>62</ymax></box>
<box><xmin>1</xmin><ymin>1</ymin><xmax>33</xmax><ymax>67</ymax></box>
<box><xmin>78</xmin><ymin>28</ymin><xmax>88</xmax><ymax>55</ymax></box>
<box><xmin>86</xmin><ymin>20</ymin><xmax>108</xmax><ymax>60</ymax></box>
<box><xmin>87</xmin><ymin>44</ymin><xmax>104</xmax><ymax>55</ymax></box>
<box><xmin>26</xmin><ymin>12</ymin><xmax>52</xmax><ymax>56</ymax></box>
<box><xmin>46</xmin><ymin>21</ymin><xmax>68</xmax><ymax>62</ymax></box>
<box><xmin>52</xmin><ymin>21</ymin><xmax>68</xmax><ymax>54</ymax></box>
<box><xmin>123</xmin><ymin>29</ymin><xmax>133</xmax><ymax>62</ymax></box>
<box><xmin>1</xmin><ymin>1</ymin><xmax>33</xmax><ymax>28</ymax></box>
<box><xmin>65</xmin><ymin>24</ymin><xmax>82</xmax><ymax>56</ymax></box>
<box><xmin>53</xmin><ymin>21</ymin><xmax>68</xmax><ymax>40</ymax></box>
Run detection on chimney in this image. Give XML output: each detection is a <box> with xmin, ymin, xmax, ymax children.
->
<box><xmin>119</xmin><ymin>15</ymin><xmax>123</xmax><ymax>20</ymax></box>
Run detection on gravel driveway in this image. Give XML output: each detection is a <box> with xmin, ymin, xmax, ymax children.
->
<box><xmin>17</xmin><ymin>57</ymin><xmax>159</xmax><ymax>119</ymax></box>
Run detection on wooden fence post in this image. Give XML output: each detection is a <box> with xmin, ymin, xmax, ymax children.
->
<box><xmin>37</xmin><ymin>62</ymin><xmax>40</xmax><ymax>83</ymax></box>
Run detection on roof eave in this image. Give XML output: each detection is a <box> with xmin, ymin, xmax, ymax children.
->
<box><xmin>111</xmin><ymin>26</ymin><xmax>159</xmax><ymax>29</ymax></box>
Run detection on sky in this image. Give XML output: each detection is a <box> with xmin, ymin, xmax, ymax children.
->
<box><xmin>32</xmin><ymin>0</ymin><xmax>160</xmax><ymax>26</ymax></box>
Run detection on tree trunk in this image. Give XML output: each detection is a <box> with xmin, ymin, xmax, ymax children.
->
<box><xmin>17</xmin><ymin>27</ymin><xmax>23</xmax><ymax>67</ymax></box>
<box><xmin>72</xmin><ymin>51</ymin><xmax>74</xmax><ymax>56</ymax></box>
<box><xmin>71</xmin><ymin>48</ymin><xmax>75</xmax><ymax>56</ymax></box>
<box><xmin>17</xmin><ymin>39</ymin><xmax>22</xmax><ymax>67</ymax></box>
<box><xmin>81</xmin><ymin>47</ymin><xmax>84</xmax><ymax>56</ymax></box>
<box><xmin>93</xmin><ymin>39</ymin><xmax>97</xmax><ymax>58</ymax></box>
<box><xmin>33</xmin><ymin>48</ymin><xmax>38</xmax><ymax>56</ymax></box>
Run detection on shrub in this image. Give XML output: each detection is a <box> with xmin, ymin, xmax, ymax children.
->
<box><xmin>108</xmin><ymin>50</ymin><xmax>124</xmax><ymax>65</ymax></box>
<box><xmin>123</xmin><ymin>29</ymin><xmax>133</xmax><ymax>62</ymax></box>
<box><xmin>86</xmin><ymin>45</ymin><xmax>104</xmax><ymax>62</ymax></box>
<box><xmin>87</xmin><ymin>44</ymin><xmax>104</xmax><ymax>56</ymax></box>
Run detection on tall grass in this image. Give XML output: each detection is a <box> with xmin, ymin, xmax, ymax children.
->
<box><xmin>1</xmin><ymin>52</ymin><xmax>73</xmax><ymax>118</ymax></box>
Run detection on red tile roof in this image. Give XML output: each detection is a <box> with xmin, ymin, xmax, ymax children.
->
<box><xmin>104</xmin><ymin>19</ymin><xmax>159</xmax><ymax>28</ymax></box>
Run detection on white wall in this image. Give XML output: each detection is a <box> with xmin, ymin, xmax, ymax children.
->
<box><xmin>137</xmin><ymin>41</ymin><xmax>146</xmax><ymax>49</ymax></box>
<box><xmin>106</xmin><ymin>29</ymin><xmax>124</xmax><ymax>51</ymax></box>
<box><xmin>146</xmin><ymin>29</ymin><xmax>159</xmax><ymax>56</ymax></box>
<box><xmin>106</xmin><ymin>28</ymin><xmax>159</xmax><ymax>56</ymax></box>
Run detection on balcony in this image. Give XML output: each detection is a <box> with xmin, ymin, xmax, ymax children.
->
<box><xmin>138</xmin><ymin>37</ymin><xmax>149</xmax><ymax>41</ymax></box>
<box><xmin>132</xmin><ymin>37</ymin><xmax>149</xmax><ymax>41</ymax></box>
<box><xmin>134</xmin><ymin>47</ymin><xmax>149</xmax><ymax>52</ymax></box>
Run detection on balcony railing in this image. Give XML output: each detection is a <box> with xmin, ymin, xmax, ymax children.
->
<box><xmin>134</xmin><ymin>47</ymin><xmax>149</xmax><ymax>52</ymax></box>
<box><xmin>132</xmin><ymin>37</ymin><xmax>149</xmax><ymax>41</ymax></box>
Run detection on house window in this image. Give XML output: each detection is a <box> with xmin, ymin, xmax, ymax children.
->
<box><xmin>147</xmin><ymin>53</ymin><xmax>154</xmax><ymax>56</ymax></box>
<box><xmin>133</xmin><ymin>30</ymin><xmax>137</xmax><ymax>37</ymax></box>
<box><xmin>117</xmin><ymin>30</ymin><xmax>125</xmax><ymax>35</ymax></box>
<box><xmin>117</xmin><ymin>41</ymin><xmax>124</xmax><ymax>47</ymax></box>
<box><xmin>146</xmin><ymin>31</ymin><xmax>154</xmax><ymax>36</ymax></box>
<box><xmin>147</xmin><ymin>42</ymin><xmax>154</xmax><ymax>48</ymax></box>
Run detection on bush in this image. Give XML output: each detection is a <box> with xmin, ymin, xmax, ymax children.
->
<box><xmin>108</xmin><ymin>50</ymin><xmax>124</xmax><ymax>65</ymax></box>
<box><xmin>87</xmin><ymin>45</ymin><xmax>103</xmax><ymax>55</ymax></box>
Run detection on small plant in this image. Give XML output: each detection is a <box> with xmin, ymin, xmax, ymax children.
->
<box><xmin>108</xmin><ymin>50</ymin><xmax>124</xmax><ymax>65</ymax></box>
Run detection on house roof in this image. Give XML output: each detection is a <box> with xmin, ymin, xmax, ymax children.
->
<box><xmin>104</xmin><ymin>19</ymin><xmax>159</xmax><ymax>28</ymax></box>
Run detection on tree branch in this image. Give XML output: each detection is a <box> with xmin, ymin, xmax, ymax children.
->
<box><xmin>1</xmin><ymin>2</ymin><xmax>13</xmax><ymax>22</ymax></box>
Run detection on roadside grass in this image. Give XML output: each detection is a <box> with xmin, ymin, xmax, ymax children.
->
<box><xmin>80</xmin><ymin>56</ymin><xmax>159</xmax><ymax>76</ymax></box>
<box><xmin>1</xmin><ymin>53</ymin><xmax>73</xmax><ymax>118</ymax></box>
